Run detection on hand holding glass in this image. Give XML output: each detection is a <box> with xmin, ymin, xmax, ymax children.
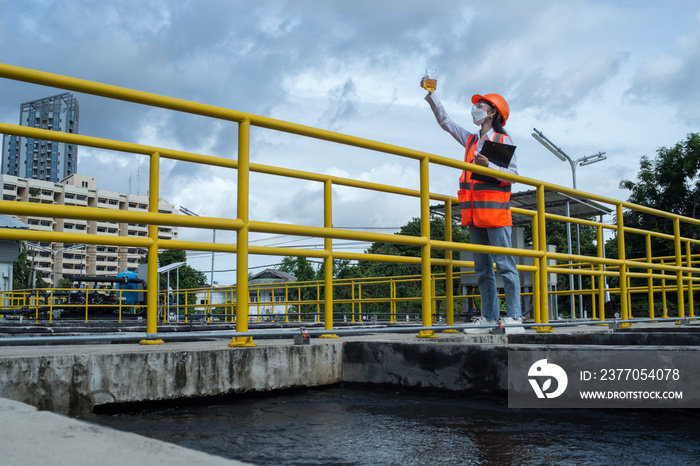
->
<box><xmin>422</xmin><ymin>68</ymin><xmax>438</xmax><ymax>92</ymax></box>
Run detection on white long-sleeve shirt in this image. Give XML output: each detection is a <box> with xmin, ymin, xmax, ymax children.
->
<box><xmin>425</xmin><ymin>92</ymin><xmax>518</xmax><ymax>181</ymax></box>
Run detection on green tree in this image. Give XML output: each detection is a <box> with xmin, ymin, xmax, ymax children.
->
<box><xmin>525</xmin><ymin>219</ymin><xmax>599</xmax><ymax>317</ymax></box>
<box><xmin>12</xmin><ymin>242</ymin><xmax>47</xmax><ymax>289</ymax></box>
<box><xmin>356</xmin><ymin>214</ymin><xmax>469</xmax><ymax>317</ymax></box>
<box><xmin>278</xmin><ymin>256</ymin><xmax>319</xmax><ymax>317</ymax></box>
<box><xmin>312</xmin><ymin>258</ymin><xmax>364</xmax><ymax>320</ymax></box>
<box><xmin>278</xmin><ymin>256</ymin><xmax>317</xmax><ymax>281</ymax></box>
<box><xmin>613</xmin><ymin>132</ymin><xmax>700</xmax><ymax>315</ymax></box>
<box><xmin>619</xmin><ymin>133</ymin><xmax>700</xmax><ymax>257</ymax></box>
<box><xmin>277</xmin><ymin>215</ymin><xmax>469</xmax><ymax>319</ymax></box>
<box><xmin>12</xmin><ymin>242</ymin><xmax>32</xmax><ymax>289</ymax></box>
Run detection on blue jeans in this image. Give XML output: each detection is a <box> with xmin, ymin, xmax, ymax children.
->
<box><xmin>469</xmin><ymin>225</ymin><xmax>522</xmax><ymax>321</ymax></box>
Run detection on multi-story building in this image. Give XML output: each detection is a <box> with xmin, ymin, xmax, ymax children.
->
<box><xmin>0</xmin><ymin>173</ymin><xmax>178</xmax><ymax>286</ymax></box>
<box><xmin>2</xmin><ymin>92</ymin><xmax>79</xmax><ymax>182</ymax></box>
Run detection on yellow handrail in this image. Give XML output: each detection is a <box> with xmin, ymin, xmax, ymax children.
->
<box><xmin>0</xmin><ymin>63</ymin><xmax>699</xmax><ymax>343</ymax></box>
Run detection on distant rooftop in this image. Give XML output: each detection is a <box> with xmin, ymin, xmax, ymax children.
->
<box><xmin>250</xmin><ymin>269</ymin><xmax>297</xmax><ymax>284</ymax></box>
<box><xmin>0</xmin><ymin>215</ymin><xmax>28</xmax><ymax>230</ymax></box>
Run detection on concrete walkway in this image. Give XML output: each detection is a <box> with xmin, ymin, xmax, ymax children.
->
<box><xmin>0</xmin><ymin>397</ymin><xmax>254</xmax><ymax>465</ymax></box>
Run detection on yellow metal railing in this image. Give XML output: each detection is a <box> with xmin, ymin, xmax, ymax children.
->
<box><xmin>4</xmin><ymin>259</ymin><xmax>699</xmax><ymax>327</ymax></box>
<box><xmin>0</xmin><ymin>287</ymin><xmax>146</xmax><ymax>323</ymax></box>
<box><xmin>1</xmin><ymin>63</ymin><xmax>699</xmax><ymax>344</ymax></box>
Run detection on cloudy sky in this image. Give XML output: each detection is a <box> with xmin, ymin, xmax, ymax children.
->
<box><xmin>1</xmin><ymin>0</ymin><xmax>699</xmax><ymax>285</ymax></box>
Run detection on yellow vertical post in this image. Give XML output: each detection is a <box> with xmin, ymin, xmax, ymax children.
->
<box><xmin>351</xmin><ymin>280</ymin><xmax>356</xmax><ymax>323</ymax></box>
<box><xmin>49</xmin><ymin>289</ymin><xmax>54</xmax><ymax>323</ymax></box>
<box><xmin>590</xmin><ymin>265</ymin><xmax>597</xmax><ymax>319</ymax></box>
<box><xmin>391</xmin><ymin>278</ymin><xmax>397</xmax><ymax>323</ymax></box>
<box><xmin>388</xmin><ymin>278</ymin><xmax>393</xmax><ymax>323</ymax></box>
<box><xmin>230</xmin><ymin>119</ymin><xmax>256</xmax><ymax>347</ymax></box>
<box><xmin>297</xmin><ymin>285</ymin><xmax>302</xmax><ymax>322</ymax></box>
<box><xmin>646</xmin><ymin>234</ymin><xmax>655</xmax><ymax>320</ymax></box>
<box><xmin>531</xmin><ymin>214</ymin><xmax>541</xmax><ymax>323</ymax></box>
<box><xmin>443</xmin><ymin>201</ymin><xmax>458</xmax><ymax>333</ymax></box>
<box><xmin>358</xmin><ymin>283</ymin><xmax>362</xmax><ymax>321</ymax></box>
<box><xmin>141</xmin><ymin>152</ymin><xmax>164</xmax><ymax>345</ymax></box>
<box><xmin>661</xmin><ymin>259</ymin><xmax>668</xmax><ymax>318</ymax></box>
<box><xmin>536</xmin><ymin>185</ymin><xmax>553</xmax><ymax>332</ymax></box>
<box><xmin>431</xmin><ymin>276</ymin><xmax>437</xmax><ymax>322</ymax></box>
<box><xmin>417</xmin><ymin>156</ymin><xmax>437</xmax><ymax>338</ymax></box>
<box><xmin>321</xmin><ymin>183</ymin><xmax>338</xmax><ymax>336</ymax></box>
<box><xmin>616</xmin><ymin>204</ymin><xmax>631</xmax><ymax>326</ymax></box>
<box><xmin>674</xmin><ymin>217</ymin><xmax>685</xmax><ymax>321</ymax></box>
<box><xmin>597</xmin><ymin>226</ymin><xmax>606</xmax><ymax>323</ymax></box>
<box><xmin>686</xmin><ymin>241</ymin><xmax>694</xmax><ymax>318</ymax></box>
<box><xmin>45</xmin><ymin>292</ymin><xmax>51</xmax><ymax>323</ymax></box>
<box><xmin>315</xmin><ymin>284</ymin><xmax>320</xmax><ymax>323</ymax></box>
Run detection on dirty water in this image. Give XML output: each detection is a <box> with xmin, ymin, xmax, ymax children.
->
<box><xmin>84</xmin><ymin>386</ymin><xmax>700</xmax><ymax>465</ymax></box>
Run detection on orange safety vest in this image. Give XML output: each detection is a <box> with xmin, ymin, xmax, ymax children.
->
<box><xmin>458</xmin><ymin>133</ymin><xmax>512</xmax><ymax>228</ymax></box>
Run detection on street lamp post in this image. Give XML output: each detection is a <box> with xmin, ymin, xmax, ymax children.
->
<box><xmin>27</xmin><ymin>242</ymin><xmax>86</xmax><ymax>288</ymax></box>
<box><xmin>532</xmin><ymin>128</ymin><xmax>607</xmax><ymax>319</ymax></box>
<box><xmin>179</xmin><ymin>206</ymin><xmax>215</xmax><ymax>286</ymax></box>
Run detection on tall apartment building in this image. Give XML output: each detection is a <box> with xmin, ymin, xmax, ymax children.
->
<box><xmin>0</xmin><ymin>173</ymin><xmax>178</xmax><ymax>286</ymax></box>
<box><xmin>2</xmin><ymin>93</ymin><xmax>79</xmax><ymax>182</ymax></box>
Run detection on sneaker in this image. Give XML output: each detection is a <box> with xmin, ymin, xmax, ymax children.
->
<box><xmin>499</xmin><ymin>317</ymin><xmax>526</xmax><ymax>334</ymax></box>
<box><xmin>463</xmin><ymin>316</ymin><xmax>496</xmax><ymax>333</ymax></box>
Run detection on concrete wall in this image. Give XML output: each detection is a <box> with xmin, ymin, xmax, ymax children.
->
<box><xmin>0</xmin><ymin>342</ymin><xmax>344</xmax><ymax>415</ymax></box>
<box><xmin>342</xmin><ymin>341</ymin><xmax>508</xmax><ymax>394</ymax></box>
<box><xmin>0</xmin><ymin>339</ymin><xmax>512</xmax><ymax>415</ymax></box>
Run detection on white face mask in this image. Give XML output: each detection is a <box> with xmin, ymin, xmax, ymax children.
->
<box><xmin>471</xmin><ymin>105</ymin><xmax>489</xmax><ymax>125</ymax></box>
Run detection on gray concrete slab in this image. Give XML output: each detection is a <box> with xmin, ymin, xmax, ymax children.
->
<box><xmin>0</xmin><ymin>398</ymin><xmax>254</xmax><ymax>465</ymax></box>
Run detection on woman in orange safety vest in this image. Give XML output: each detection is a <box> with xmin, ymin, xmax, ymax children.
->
<box><xmin>422</xmin><ymin>79</ymin><xmax>524</xmax><ymax>333</ymax></box>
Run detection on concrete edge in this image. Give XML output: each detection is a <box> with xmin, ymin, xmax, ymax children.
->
<box><xmin>0</xmin><ymin>398</ymin><xmax>254</xmax><ymax>466</ymax></box>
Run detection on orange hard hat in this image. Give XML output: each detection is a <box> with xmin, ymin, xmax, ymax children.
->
<box><xmin>471</xmin><ymin>93</ymin><xmax>510</xmax><ymax>126</ymax></box>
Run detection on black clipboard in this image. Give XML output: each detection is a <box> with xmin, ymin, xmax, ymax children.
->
<box><xmin>469</xmin><ymin>140</ymin><xmax>516</xmax><ymax>184</ymax></box>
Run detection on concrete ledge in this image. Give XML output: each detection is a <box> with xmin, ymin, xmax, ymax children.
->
<box><xmin>3</xmin><ymin>325</ymin><xmax>700</xmax><ymax>416</ymax></box>
<box><xmin>343</xmin><ymin>341</ymin><xmax>509</xmax><ymax>393</ymax></box>
<box><xmin>0</xmin><ymin>340</ymin><xmax>343</xmax><ymax>414</ymax></box>
<box><xmin>0</xmin><ymin>397</ymin><xmax>253</xmax><ymax>465</ymax></box>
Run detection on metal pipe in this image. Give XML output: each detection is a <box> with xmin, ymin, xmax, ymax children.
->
<box><xmin>2</xmin><ymin>317</ymin><xmax>697</xmax><ymax>346</ymax></box>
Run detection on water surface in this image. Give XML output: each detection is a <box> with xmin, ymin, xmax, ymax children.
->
<box><xmin>85</xmin><ymin>386</ymin><xmax>700</xmax><ymax>465</ymax></box>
